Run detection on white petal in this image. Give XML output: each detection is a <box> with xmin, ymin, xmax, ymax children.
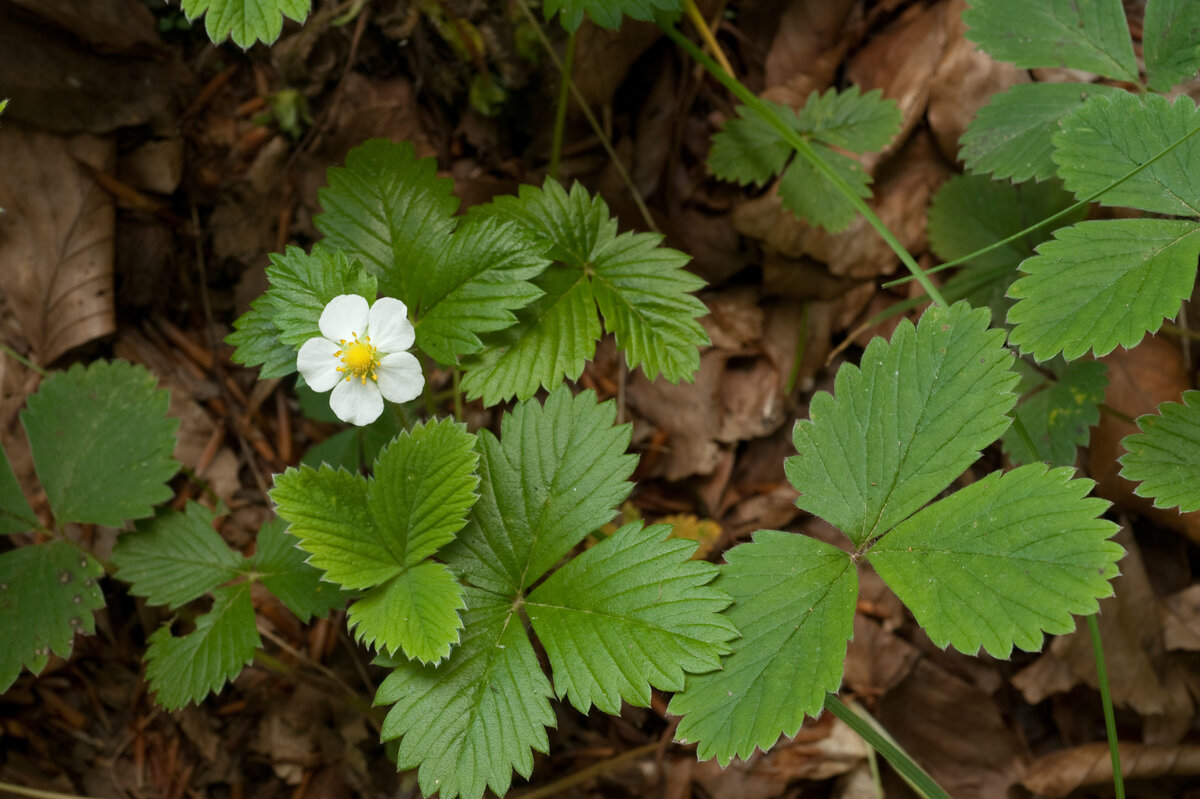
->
<box><xmin>377</xmin><ymin>352</ymin><xmax>424</xmax><ymax>403</ymax></box>
<box><xmin>367</xmin><ymin>296</ymin><xmax>415</xmax><ymax>352</ymax></box>
<box><xmin>319</xmin><ymin>294</ymin><xmax>370</xmax><ymax>343</ymax></box>
<box><xmin>297</xmin><ymin>337</ymin><xmax>342</xmax><ymax>392</ymax></box>
<box><xmin>329</xmin><ymin>377</ymin><xmax>384</xmax><ymax>426</ymax></box>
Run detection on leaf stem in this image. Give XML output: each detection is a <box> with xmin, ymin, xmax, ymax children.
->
<box><xmin>513</xmin><ymin>0</ymin><xmax>660</xmax><ymax>233</ymax></box>
<box><xmin>1008</xmin><ymin>412</ymin><xmax>1041</xmax><ymax>464</ymax></box>
<box><xmin>0</xmin><ymin>779</ymin><xmax>103</xmax><ymax>799</ymax></box>
<box><xmin>1088</xmin><ymin>613</ymin><xmax>1126</xmax><ymax>799</ymax></box>
<box><xmin>0</xmin><ymin>342</ymin><xmax>48</xmax><ymax>377</ymax></box>
<box><xmin>660</xmin><ymin>22</ymin><xmax>947</xmax><ymax>308</ymax></box>
<box><xmin>548</xmin><ymin>29</ymin><xmax>576</xmax><ymax>181</ymax></box>
<box><xmin>884</xmin><ymin>115</ymin><xmax>1200</xmax><ymax>288</ymax></box>
<box><xmin>824</xmin><ymin>694</ymin><xmax>951</xmax><ymax>799</ymax></box>
<box><xmin>681</xmin><ymin>0</ymin><xmax>735</xmax><ymax>78</ymax></box>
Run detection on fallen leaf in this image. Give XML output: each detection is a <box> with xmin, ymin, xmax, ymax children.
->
<box><xmin>0</xmin><ymin>124</ymin><xmax>116</xmax><ymax>364</ymax></box>
<box><xmin>1023</xmin><ymin>742</ymin><xmax>1200</xmax><ymax>797</ymax></box>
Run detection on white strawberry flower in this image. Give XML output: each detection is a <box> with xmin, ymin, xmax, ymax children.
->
<box><xmin>297</xmin><ymin>294</ymin><xmax>424</xmax><ymax>426</ymax></box>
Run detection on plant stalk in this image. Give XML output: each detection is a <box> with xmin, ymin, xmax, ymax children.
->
<box><xmin>824</xmin><ymin>694</ymin><xmax>951</xmax><ymax>799</ymax></box>
<box><xmin>1088</xmin><ymin>613</ymin><xmax>1126</xmax><ymax>799</ymax></box>
<box><xmin>548</xmin><ymin>29</ymin><xmax>576</xmax><ymax>181</ymax></box>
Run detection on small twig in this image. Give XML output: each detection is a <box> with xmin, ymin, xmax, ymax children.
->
<box><xmin>0</xmin><ymin>342</ymin><xmax>47</xmax><ymax>377</ymax></box>
<box><xmin>0</xmin><ymin>780</ymin><xmax>103</xmax><ymax>799</ymax></box>
<box><xmin>508</xmin><ymin>741</ymin><xmax>662</xmax><ymax>799</ymax></box>
<box><xmin>682</xmin><ymin>0</ymin><xmax>734</xmax><ymax>78</ymax></box>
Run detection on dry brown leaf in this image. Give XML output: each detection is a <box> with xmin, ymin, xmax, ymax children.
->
<box><xmin>9</xmin><ymin>0</ymin><xmax>161</xmax><ymax>52</ymax></box>
<box><xmin>877</xmin><ymin>658</ymin><xmax>1028</xmax><ymax>799</ymax></box>
<box><xmin>845</xmin><ymin>1</ymin><xmax>949</xmax><ymax>166</ymax></box>
<box><xmin>843</xmin><ymin>615</ymin><xmax>922</xmax><ymax>702</ymax></box>
<box><xmin>0</xmin><ymin>6</ymin><xmax>176</xmax><ymax>134</ymax></box>
<box><xmin>926</xmin><ymin>0</ymin><xmax>1030</xmax><ymax>164</ymax></box>
<box><xmin>1090</xmin><ymin>336</ymin><xmax>1200</xmax><ymax>543</ymax></box>
<box><xmin>760</xmin><ymin>0</ymin><xmax>855</xmax><ymax>106</ymax></box>
<box><xmin>1023</xmin><ymin>742</ymin><xmax>1200</xmax><ymax>797</ymax></box>
<box><xmin>691</xmin><ymin>713</ymin><xmax>868</xmax><ymax>799</ymax></box>
<box><xmin>0</xmin><ymin>124</ymin><xmax>116</xmax><ymax>364</ymax></box>
<box><xmin>1162</xmin><ymin>585</ymin><xmax>1200</xmax><ymax>652</ymax></box>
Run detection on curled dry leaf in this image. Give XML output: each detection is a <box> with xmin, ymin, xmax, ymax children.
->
<box><xmin>761</xmin><ymin>0</ymin><xmax>856</xmax><ymax>107</ymax></box>
<box><xmin>1023</xmin><ymin>742</ymin><xmax>1200</xmax><ymax>797</ymax></box>
<box><xmin>845</xmin><ymin>0</ymin><xmax>949</xmax><ymax>167</ymax></box>
<box><xmin>0</xmin><ymin>124</ymin><xmax>116</xmax><ymax>364</ymax></box>
<box><xmin>926</xmin><ymin>0</ymin><xmax>1029</xmax><ymax>165</ymax></box>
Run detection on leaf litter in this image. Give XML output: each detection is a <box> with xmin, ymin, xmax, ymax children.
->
<box><xmin>3</xmin><ymin>0</ymin><xmax>1200</xmax><ymax>797</ymax></box>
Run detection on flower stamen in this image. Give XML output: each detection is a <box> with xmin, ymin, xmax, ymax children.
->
<box><xmin>336</xmin><ymin>333</ymin><xmax>380</xmax><ymax>384</ymax></box>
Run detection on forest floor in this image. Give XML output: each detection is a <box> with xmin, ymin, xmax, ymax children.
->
<box><xmin>2</xmin><ymin>0</ymin><xmax>1200</xmax><ymax>797</ymax></box>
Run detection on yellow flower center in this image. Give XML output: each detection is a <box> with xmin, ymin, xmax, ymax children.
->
<box><xmin>336</xmin><ymin>333</ymin><xmax>380</xmax><ymax>384</ymax></box>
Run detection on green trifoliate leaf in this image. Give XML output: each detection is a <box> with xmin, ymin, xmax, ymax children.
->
<box><xmin>22</xmin><ymin>361</ymin><xmax>179</xmax><ymax>527</ymax></box>
<box><xmin>228</xmin><ymin>296</ymin><xmax>297</xmax><ymax>378</ymax></box>
<box><xmin>668</xmin><ymin>530</ymin><xmax>856</xmax><ymax>765</ymax></box>
<box><xmin>930</xmin><ymin>174</ymin><xmax>1085</xmax><ymax>323</ymax></box>
<box><xmin>413</xmin><ymin>215</ymin><xmax>549</xmax><ymax>364</ymax></box>
<box><xmin>709</xmin><ymin>89</ymin><xmax>900</xmax><ymax>233</ymax></box>
<box><xmin>1003</xmin><ymin>359</ymin><xmax>1108</xmax><ymax>467</ymax></box>
<box><xmin>250</xmin><ymin>518</ymin><xmax>348</xmax><ymax>623</ymax></box>
<box><xmin>869</xmin><ymin>464</ymin><xmax>1122</xmax><ymax>658</ymax></box>
<box><xmin>144</xmin><ymin>583</ymin><xmax>261</xmax><ymax>710</ymax></box>
<box><xmin>273</xmin><ymin>419</ymin><xmax>478</xmax><ymax>662</ymax></box>
<box><xmin>0</xmin><ymin>542</ymin><xmax>105</xmax><ymax>693</ymax></box>
<box><xmin>1143</xmin><ymin>0</ymin><xmax>1200</xmax><ymax>91</ymax></box>
<box><xmin>1007</xmin><ymin>219</ymin><xmax>1200</xmax><ymax>361</ymax></box>
<box><xmin>1052</xmin><ymin>92</ymin><xmax>1200</xmax><ymax>217</ymax></box>
<box><xmin>959</xmin><ymin>83</ymin><xmax>1123</xmax><ymax>185</ymax></box>
<box><xmin>315</xmin><ymin>139</ymin><xmax>460</xmax><ymax>303</ymax></box>
<box><xmin>526</xmin><ymin>522</ymin><xmax>736</xmax><ymax>715</ymax></box>
<box><xmin>542</xmin><ymin>0</ymin><xmax>680</xmax><ymax>31</ymax></box>
<box><xmin>441</xmin><ymin>388</ymin><xmax>636</xmax><ymax>595</ymax></box>
<box><xmin>112</xmin><ymin>502</ymin><xmax>245</xmax><ymax>610</ymax></box>
<box><xmin>962</xmin><ymin>0</ymin><xmax>1137</xmax><ymax>82</ymax></box>
<box><xmin>463</xmin><ymin>180</ymin><xmax>707</xmax><ymax>403</ymax></box>
<box><xmin>708</xmin><ymin>101</ymin><xmax>801</xmax><ymax>186</ymax></box>
<box><xmin>264</xmin><ymin>245</ymin><xmax>377</xmax><ymax>347</ymax></box>
<box><xmin>377</xmin><ymin>587</ymin><xmax>555</xmax><ymax>799</ymax></box>
<box><xmin>347</xmin><ymin>562</ymin><xmax>464</xmax><ymax>665</ymax></box>
<box><xmin>778</xmin><ymin>143</ymin><xmax>871</xmax><ymax>233</ymax></box>
<box><xmin>788</xmin><ymin>303</ymin><xmax>1018</xmax><ymax>547</ymax></box>
<box><xmin>181</xmin><ymin>0</ymin><xmax>309</xmax><ymax>47</ymax></box>
<box><xmin>0</xmin><ymin>444</ymin><xmax>37</xmax><ymax>536</ymax></box>
<box><xmin>1120</xmin><ymin>390</ymin><xmax>1200</xmax><ymax>511</ymax></box>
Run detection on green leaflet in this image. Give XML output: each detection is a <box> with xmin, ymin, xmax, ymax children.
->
<box><xmin>959</xmin><ymin>82</ymin><xmax>1123</xmax><ymax>184</ymax></box>
<box><xmin>0</xmin><ymin>541</ymin><xmax>105</xmax><ymax>693</ymax></box>
<box><xmin>265</xmin><ymin>245</ymin><xmax>377</xmax><ymax>347</ymax></box>
<box><xmin>707</xmin><ymin>88</ymin><xmax>901</xmax><ymax>232</ymax></box>
<box><xmin>787</xmin><ymin>302</ymin><xmax>1017</xmax><ymax>546</ymax></box>
<box><xmin>378</xmin><ymin>587</ymin><xmax>555</xmax><ymax>799</ymax></box>
<box><xmin>1007</xmin><ymin>219</ymin><xmax>1200</xmax><ymax>361</ymax></box>
<box><xmin>112</xmin><ymin>502</ymin><xmax>244</xmax><ymax>611</ymax></box>
<box><xmin>1003</xmin><ymin>359</ymin><xmax>1108</xmax><ymax>467</ymax></box>
<box><xmin>0</xmin><ymin>444</ymin><xmax>37</xmax><ymax>535</ymax></box>
<box><xmin>463</xmin><ymin>180</ymin><xmax>707</xmax><ymax>402</ymax></box>
<box><xmin>144</xmin><ymin>582</ymin><xmax>261</xmax><ymax>710</ymax></box>
<box><xmin>1052</xmin><ymin>92</ymin><xmax>1200</xmax><ymax>217</ymax></box>
<box><xmin>1121</xmin><ymin>390</ymin><xmax>1200</xmax><ymax>512</ymax></box>
<box><xmin>440</xmin><ymin>388</ymin><xmax>636</xmax><ymax>595</ymax></box>
<box><xmin>527</xmin><ymin>522</ymin><xmax>736</xmax><ymax>714</ymax></box>
<box><xmin>1143</xmin><ymin>0</ymin><xmax>1200</xmax><ymax>91</ymax></box>
<box><xmin>376</xmin><ymin>391</ymin><xmax>733</xmax><ymax>799</ymax></box>
<box><xmin>962</xmin><ymin>0</ymin><xmax>1137</xmax><ymax>82</ymax></box>
<box><xmin>316</xmin><ymin>139</ymin><xmax>459</xmax><ymax>302</ymax></box>
<box><xmin>249</xmin><ymin>518</ymin><xmax>348</xmax><ymax>623</ymax></box>
<box><xmin>227</xmin><ymin>295</ymin><xmax>297</xmax><ymax>378</ymax></box>
<box><xmin>314</xmin><ymin>139</ymin><xmax>551</xmax><ymax>364</ymax></box>
<box><xmin>668</xmin><ymin>530</ymin><xmax>856</xmax><ymax>765</ymax></box>
<box><xmin>22</xmin><ymin>361</ymin><xmax>179</xmax><ymax>527</ymax></box>
<box><xmin>930</xmin><ymin>174</ymin><xmax>1086</xmax><ymax>323</ymax></box>
<box><xmin>272</xmin><ymin>418</ymin><xmax>478</xmax><ymax>662</ymax></box>
<box><xmin>181</xmin><ymin>0</ymin><xmax>309</xmax><ymax>47</ymax></box>
<box><xmin>869</xmin><ymin>464</ymin><xmax>1122</xmax><ymax>658</ymax></box>
<box><xmin>542</xmin><ymin>0</ymin><xmax>680</xmax><ymax>31</ymax></box>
